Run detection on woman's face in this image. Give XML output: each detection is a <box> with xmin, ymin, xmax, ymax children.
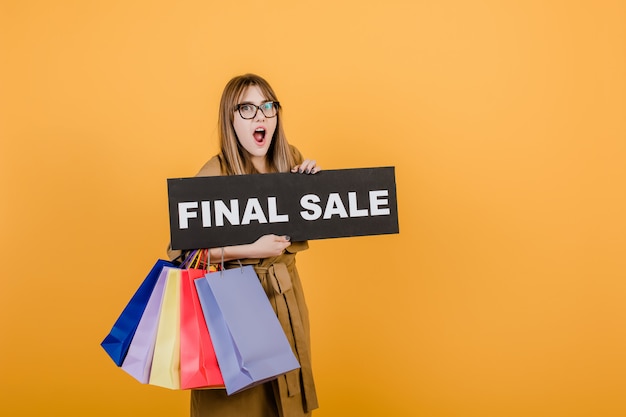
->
<box><xmin>232</xmin><ymin>85</ymin><xmax>278</xmax><ymax>170</ymax></box>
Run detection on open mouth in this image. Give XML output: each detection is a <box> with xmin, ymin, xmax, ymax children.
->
<box><xmin>253</xmin><ymin>128</ymin><xmax>266</xmax><ymax>143</ymax></box>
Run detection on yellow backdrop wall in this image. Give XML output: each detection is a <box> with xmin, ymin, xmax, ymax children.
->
<box><xmin>1</xmin><ymin>1</ymin><xmax>625</xmax><ymax>416</ymax></box>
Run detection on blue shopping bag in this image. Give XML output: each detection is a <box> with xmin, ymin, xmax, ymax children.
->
<box><xmin>101</xmin><ymin>259</ymin><xmax>175</xmax><ymax>366</ymax></box>
<box><xmin>195</xmin><ymin>265</ymin><xmax>300</xmax><ymax>395</ymax></box>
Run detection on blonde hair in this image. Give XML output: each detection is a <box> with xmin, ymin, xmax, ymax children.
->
<box><xmin>218</xmin><ymin>74</ymin><xmax>296</xmax><ymax>175</ymax></box>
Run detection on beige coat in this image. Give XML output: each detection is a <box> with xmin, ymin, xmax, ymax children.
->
<box><xmin>169</xmin><ymin>149</ymin><xmax>319</xmax><ymax>417</ymax></box>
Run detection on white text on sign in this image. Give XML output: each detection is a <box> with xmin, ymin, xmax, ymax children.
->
<box><xmin>177</xmin><ymin>190</ymin><xmax>390</xmax><ymax>229</ymax></box>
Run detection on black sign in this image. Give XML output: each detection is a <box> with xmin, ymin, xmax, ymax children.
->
<box><xmin>167</xmin><ymin>167</ymin><xmax>399</xmax><ymax>250</ymax></box>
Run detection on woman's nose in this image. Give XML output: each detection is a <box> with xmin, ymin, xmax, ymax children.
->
<box><xmin>254</xmin><ymin>108</ymin><xmax>265</xmax><ymax>121</ymax></box>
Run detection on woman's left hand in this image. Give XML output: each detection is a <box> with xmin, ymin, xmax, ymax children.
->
<box><xmin>291</xmin><ymin>159</ymin><xmax>321</xmax><ymax>174</ymax></box>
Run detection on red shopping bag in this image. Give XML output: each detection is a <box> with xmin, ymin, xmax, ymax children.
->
<box><xmin>179</xmin><ymin>251</ymin><xmax>225</xmax><ymax>390</ymax></box>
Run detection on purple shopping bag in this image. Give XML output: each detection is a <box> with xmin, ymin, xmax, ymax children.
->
<box><xmin>194</xmin><ymin>265</ymin><xmax>300</xmax><ymax>395</ymax></box>
<box><xmin>120</xmin><ymin>266</ymin><xmax>172</xmax><ymax>383</ymax></box>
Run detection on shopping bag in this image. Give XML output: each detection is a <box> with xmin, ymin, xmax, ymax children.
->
<box><xmin>120</xmin><ymin>265</ymin><xmax>170</xmax><ymax>383</ymax></box>
<box><xmin>101</xmin><ymin>259</ymin><xmax>174</xmax><ymax>366</ymax></box>
<box><xmin>180</xmin><ymin>268</ymin><xmax>225</xmax><ymax>389</ymax></box>
<box><xmin>195</xmin><ymin>265</ymin><xmax>301</xmax><ymax>395</ymax></box>
<box><xmin>149</xmin><ymin>267</ymin><xmax>182</xmax><ymax>389</ymax></box>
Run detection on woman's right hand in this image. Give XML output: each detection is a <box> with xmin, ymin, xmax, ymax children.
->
<box><xmin>247</xmin><ymin>234</ymin><xmax>292</xmax><ymax>258</ymax></box>
<box><xmin>211</xmin><ymin>234</ymin><xmax>291</xmax><ymax>261</ymax></box>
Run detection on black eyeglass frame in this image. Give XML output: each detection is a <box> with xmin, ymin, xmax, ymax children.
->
<box><xmin>234</xmin><ymin>101</ymin><xmax>280</xmax><ymax>120</ymax></box>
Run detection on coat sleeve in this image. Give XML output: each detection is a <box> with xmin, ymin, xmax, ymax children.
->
<box><xmin>289</xmin><ymin>144</ymin><xmax>304</xmax><ymax>166</ymax></box>
<box><xmin>195</xmin><ymin>154</ymin><xmax>225</xmax><ymax>177</ymax></box>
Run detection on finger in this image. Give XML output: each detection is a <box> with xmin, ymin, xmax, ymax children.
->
<box><xmin>304</xmin><ymin>160</ymin><xmax>316</xmax><ymax>174</ymax></box>
<box><xmin>295</xmin><ymin>161</ymin><xmax>308</xmax><ymax>173</ymax></box>
<box><xmin>291</xmin><ymin>163</ymin><xmax>306</xmax><ymax>173</ymax></box>
<box><xmin>300</xmin><ymin>160</ymin><xmax>316</xmax><ymax>174</ymax></box>
<box><xmin>300</xmin><ymin>160</ymin><xmax>311</xmax><ymax>173</ymax></box>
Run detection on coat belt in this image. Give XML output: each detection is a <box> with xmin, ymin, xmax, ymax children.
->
<box><xmin>254</xmin><ymin>263</ymin><xmax>318</xmax><ymax>413</ymax></box>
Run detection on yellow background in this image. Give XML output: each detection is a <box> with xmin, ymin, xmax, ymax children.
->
<box><xmin>1</xmin><ymin>1</ymin><xmax>625</xmax><ymax>416</ymax></box>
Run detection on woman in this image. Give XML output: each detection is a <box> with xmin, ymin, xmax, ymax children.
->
<box><xmin>169</xmin><ymin>73</ymin><xmax>320</xmax><ymax>417</ymax></box>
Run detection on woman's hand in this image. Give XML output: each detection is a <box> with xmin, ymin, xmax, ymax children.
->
<box><xmin>212</xmin><ymin>234</ymin><xmax>291</xmax><ymax>261</ymax></box>
<box><xmin>291</xmin><ymin>159</ymin><xmax>321</xmax><ymax>174</ymax></box>
<box><xmin>247</xmin><ymin>234</ymin><xmax>292</xmax><ymax>258</ymax></box>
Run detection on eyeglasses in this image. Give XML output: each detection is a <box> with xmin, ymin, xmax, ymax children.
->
<box><xmin>234</xmin><ymin>101</ymin><xmax>280</xmax><ymax>119</ymax></box>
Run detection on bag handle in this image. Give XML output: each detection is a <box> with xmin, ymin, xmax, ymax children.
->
<box><xmin>180</xmin><ymin>249</ymin><xmax>197</xmax><ymax>269</ymax></box>
<box><xmin>219</xmin><ymin>248</ymin><xmax>243</xmax><ymax>276</ymax></box>
<box><xmin>181</xmin><ymin>248</ymin><xmax>210</xmax><ymax>271</ymax></box>
<box><xmin>200</xmin><ymin>248</ymin><xmax>209</xmax><ymax>269</ymax></box>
